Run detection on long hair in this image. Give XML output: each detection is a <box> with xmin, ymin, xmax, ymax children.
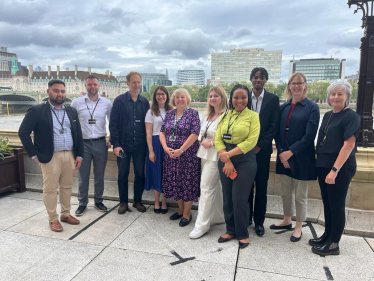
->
<box><xmin>219</xmin><ymin>84</ymin><xmax>250</xmax><ymax>125</ymax></box>
<box><xmin>205</xmin><ymin>86</ymin><xmax>228</xmax><ymax>119</ymax></box>
<box><xmin>284</xmin><ymin>72</ymin><xmax>308</xmax><ymax>100</ymax></box>
<box><xmin>151</xmin><ymin>86</ymin><xmax>173</xmax><ymax>116</ymax></box>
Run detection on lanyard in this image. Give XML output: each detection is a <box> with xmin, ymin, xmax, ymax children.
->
<box><xmin>251</xmin><ymin>98</ymin><xmax>259</xmax><ymax>113</ymax></box>
<box><xmin>203</xmin><ymin>113</ymin><xmax>221</xmax><ymax>139</ymax></box>
<box><xmin>158</xmin><ymin>109</ymin><xmax>165</xmax><ymax>122</ymax></box>
<box><xmin>322</xmin><ymin>107</ymin><xmax>346</xmax><ymax>142</ymax></box>
<box><xmin>85</xmin><ymin>98</ymin><xmax>100</xmax><ymax>119</ymax></box>
<box><xmin>169</xmin><ymin>109</ymin><xmax>186</xmax><ymax>141</ymax></box>
<box><xmin>50</xmin><ymin>105</ymin><xmax>66</xmax><ymax>131</ymax></box>
<box><xmin>226</xmin><ymin>110</ymin><xmax>243</xmax><ymax>134</ymax></box>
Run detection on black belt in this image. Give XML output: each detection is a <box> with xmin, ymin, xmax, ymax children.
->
<box><xmin>84</xmin><ymin>136</ymin><xmax>106</xmax><ymax>142</ymax></box>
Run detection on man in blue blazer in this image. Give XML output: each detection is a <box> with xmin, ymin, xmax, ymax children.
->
<box><xmin>19</xmin><ymin>80</ymin><xmax>84</xmax><ymax>232</ymax></box>
<box><xmin>247</xmin><ymin>68</ymin><xmax>280</xmax><ymax>236</ymax></box>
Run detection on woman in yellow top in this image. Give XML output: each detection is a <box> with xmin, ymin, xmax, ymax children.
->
<box><xmin>215</xmin><ymin>84</ymin><xmax>260</xmax><ymax>249</ymax></box>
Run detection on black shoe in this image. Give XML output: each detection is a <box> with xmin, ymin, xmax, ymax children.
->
<box><xmin>95</xmin><ymin>203</ymin><xmax>108</xmax><ymax>212</ymax></box>
<box><xmin>255</xmin><ymin>225</ymin><xmax>265</xmax><ymax>237</ymax></box>
<box><xmin>290</xmin><ymin>232</ymin><xmax>302</xmax><ymax>242</ymax></box>
<box><xmin>179</xmin><ymin>215</ymin><xmax>192</xmax><ymax>227</ymax></box>
<box><xmin>154</xmin><ymin>207</ymin><xmax>161</xmax><ymax>214</ymax></box>
<box><xmin>169</xmin><ymin>212</ymin><xmax>183</xmax><ymax>220</ymax></box>
<box><xmin>160</xmin><ymin>207</ymin><xmax>168</xmax><ymax>214</ymax></box>
<box><xmin>270</xmin><ymin>223</ymin><xmax>292</xmax><ymax>230</ymax></box>
<box><xmin>312</xmin><ymin>240</ymin><xmax>340</xmax><ymax>256</ymax></box>
<box><xmin>309</xmin><ymin>233</ymin><xmax>329</xmax><ymax>246</ymax></box>
<box><xmin>75</xmin><ymin>206</ymin><xmax>86</xmax><ymax>216</ymax></box>
<box><xmin>218</xmin><ymin>235</ymin><xmax>236</xmax><ymax>243</ymax></box>
<box><xmin>239</xmin><ymin>241</ymin><xmax>249</xmax><ymax>249</ymax></box>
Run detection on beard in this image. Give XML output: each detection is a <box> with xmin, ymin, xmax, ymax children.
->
<box><xmin>49</xmin><ymin>96</ymin><xmax>65</xmax><ymax>105</ymax></box>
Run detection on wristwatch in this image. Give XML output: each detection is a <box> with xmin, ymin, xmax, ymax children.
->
<box><xmin>331</xmin><ymin>166</ymin><xmax>340</xmax><ymax>173</ymax></box>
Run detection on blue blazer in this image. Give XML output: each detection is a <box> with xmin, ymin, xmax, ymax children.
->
<box><xmin>275</xmin><ymin>98</ymin><xmax>319</xmax><ymax>180</ymax></box>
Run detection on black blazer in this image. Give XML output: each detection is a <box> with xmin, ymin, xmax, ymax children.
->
<box><xmin>18</xmin><ymin>102</ymin><xmax>84</xmax><ymax>164</ymax></box>
<box><xmin>247</xmin><ymin>90</ymin><xmax>280</xmax><ymax>155</ymax></box>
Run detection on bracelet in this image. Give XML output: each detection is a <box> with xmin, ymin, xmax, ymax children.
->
<box><xmin>180</xmin><ymin>148</ymin><xmax>184</xmax><ymax>154</ymax></box>
<box><xmin>226</xmin><ymin>152</ymin><xmax>230</xmax><ymax>159</ymax></box>
<box><xmin>211</xmin><ymin>141</ymin><xmax>214</xmax><ymax>147</ymax></box>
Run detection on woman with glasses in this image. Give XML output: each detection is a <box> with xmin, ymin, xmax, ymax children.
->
<box><xmin>189</xmin><ymin>86</ymin><xmax>228</xmax><ymax>239</ymax></box>
<box><xmin>271</xmin><ymin>72</ymin><xmax>319</xmax><ymax>242</ymax></box>
<box><xmin>145</xmin><ymin>86</ymin><xmax>173</xmax><ymax>213</ymax></box>
<box><xmin>159</xmin><ymin>88</ymin><xmax>201</xmax><ymax>227</ymax></box>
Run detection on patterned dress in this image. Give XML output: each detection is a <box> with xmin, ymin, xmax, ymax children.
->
<box><xmin>160</xmin><ymin>108</ymin><xmax>201</xmax><ymax>202</ymax></box>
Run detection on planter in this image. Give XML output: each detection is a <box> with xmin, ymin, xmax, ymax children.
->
<box><xmin>0</xmin><ymin>148</ymin><xmax>26</xmax><ymax>194</ymax></box>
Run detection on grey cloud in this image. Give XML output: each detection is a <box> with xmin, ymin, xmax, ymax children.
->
<box><xmin>94</xmin><ymin>22</ymin><xmax>122</xmax><ymax>33</ymax></box>
<box><xmin>235</xmin><ymin>28</ymin><xmax>252</xmax><ymax>38</ymax></box>
<box><xmin>62</xmin><ymin>58</ymin><xmax>111</xmax><ymax>70</ymax></box>
<box><xmin>327</xmin><ymin>31</ymin><xmax>362</xmax><ymax>49</ymax></box>
<box><xmin>146</xmin><ymin>29</ymin><xmax>215</xmax><ymax>59</ymax></box>
<box><xmin>0</xmin><ymin>0</ymin><xmax>48</xmax><ymax>25</ymax></box>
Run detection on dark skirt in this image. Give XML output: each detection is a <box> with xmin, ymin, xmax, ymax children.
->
<box><xmin>145</xmin><ymin>135</ymin><xmax>163</xmax><ymax>192</ymax></box>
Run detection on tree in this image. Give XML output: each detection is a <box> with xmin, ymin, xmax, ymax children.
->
<box><xmin>308</xmin><ymin>81</ymin><xmax>330</xmax><ymax>103</ymax></box>
<box><xmin>140</xmin><ymin>92</ymin><xmax>151</xmax><ymax>100</ymax></box>
<box><xmin>195</xmin><ymin>85</ymin><xmax>211</xmax><ymax>102</ymax></box>
<box><xmin>274</xmin><ymin>83</ymin><xmax>287</xmax><ymax>100</ymax></box>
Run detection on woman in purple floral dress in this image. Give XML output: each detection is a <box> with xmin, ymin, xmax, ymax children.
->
<box><xmin>159</xmin><ymin>88</ymin><xmax>201</xmax><ymax>227</ymax></box>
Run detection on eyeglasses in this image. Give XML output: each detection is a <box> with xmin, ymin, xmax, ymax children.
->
<box><xmin>156</xmin><ymin>93</ymin><xmax>166</xmax><ymax>96</ymax></box>
<box><xmin>290</xmin><ymin>82</ymin><xmax>305</xmax><ymax>87</ymax></box>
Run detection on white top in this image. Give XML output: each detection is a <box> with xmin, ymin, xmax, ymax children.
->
<box><xmin>251</xmin><ymin>90</ymin><xmax>264</xmax><ymax>114</ymax></box>
<box><xmin>145</xmin><ymin>108</ymin><xmax>166</xmax><ymax>136</ymax></box>
<box><xmin>71</xmin><ymin>95</ymin><xmax>112</xmax><ymax>139</ymax></box>
<box><xmin>196</xmin><ymin>113</ymin><xmax>220</xmax><ymax>161</ymax></box>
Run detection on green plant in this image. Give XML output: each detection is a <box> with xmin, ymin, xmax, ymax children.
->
<box><xmin>0</xmin><ymin>136</ymin><xmax>13</xmax><ymax>160</ymax></box>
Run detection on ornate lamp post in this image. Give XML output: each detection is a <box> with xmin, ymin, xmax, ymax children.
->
<box><xmin>348</xmin><ymin>0</ymin><xmax>374</xmax><ymax>147</ymax></box>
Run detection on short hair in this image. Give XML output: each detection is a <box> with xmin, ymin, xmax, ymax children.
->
<box><xmin>205</xmin><ymin>86</ymin><xmax>228</xmax><ymax>118</ymax></box>
<box><xmin>126</xmin><ymin>71</ymin><xmax>142</xmax><ymax>82</ymax></box>
<box><xmin>284</xmin><ymin>72</ymin><xmax>307</xmax><ymax>100</ymax></box>
<box><xmin>85</xmin><ymin>74</ymin><xmax>99</xmax><ymax>81</ymax></box>
<box><xmin>170</xmin><ymin>88</ymin><xmax>191</xmax><ymax>107</ymax></box>
<box><xmin>48</xmin><ymin>80</ymin><xmax>65</xmax><ymax>88</ymax></box>
<box><xmin>327</xmin><ymin>80</ymin><xmax>352</xmax><ymax>107</ymax></box>
<box><xmin>151</xmin><ymin>86</ymin><xmax>173</xmax><ymax>116</ymax></box>
<box><xmin>229</xmin><ymin>84</ymin><xmax>250</xmax><ymax>110</ymax></box>
<box><xmin>250</xmin><ymin>67</ymin><xmax>269</xmax><ymax>81</ymax></box>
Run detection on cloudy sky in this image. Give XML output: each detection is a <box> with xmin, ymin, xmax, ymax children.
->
<box><xmin>0</xmin><ymin>0</ymin><xmax>365</xmax><ymax>83</ymax></box>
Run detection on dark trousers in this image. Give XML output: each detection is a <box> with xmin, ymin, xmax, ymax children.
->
<box><xmin>317</xmin><ymin>167</ymin><xmax>355</xmax><ymax>243</ymax></box>
<box><xmin>218</xmin><ymin>144</ymin><xmax>257</xmax><ymax>240</ymax></box>
<box><xmin>117</xmin><ymin>143</ymin><xmax>147</xmax><ymax>203</ymax></box>
<box><xmin>249</xmin><ymin>150</ymin><xmax>271</xmax><ymax>226</ymax></box>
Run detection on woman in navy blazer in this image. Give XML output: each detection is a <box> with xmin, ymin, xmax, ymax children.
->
<box><xmin>271</xmin><ymin>72</ymin><xmax>319</xmax><ymax>242</ymax></box>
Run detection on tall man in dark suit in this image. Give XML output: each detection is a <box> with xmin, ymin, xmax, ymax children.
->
<box><xmin>109</xmin><ymin>72</ymin><xmax>150</xmax><ymax>214</ymax></box>
<box><xmin>19</xmin><ymin>80</ymin><xmax>84</xmax><ymax>232</ymax></box>
<box><xmin>247</xmin><ymin>68</ymin><xmax>280</xmax><ymax>236</ymax></box>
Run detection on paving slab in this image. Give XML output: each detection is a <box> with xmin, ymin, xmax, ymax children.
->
<box><xmin>7</xmin><ymin>200</ymin><xmax>120</xmax><ymax>241</ymax></box>
<box><xmin>110</xmin><ymin>207</ymin><xmax>238</xmax><ymax>265</ymax></box>
<box><xmin>323</xmin><ymin>235</ymin><xmax>374</xmax><ymax>281</ymax></box>
<box><xmin>237</xmin><ymin>218</ymin><xmax>327</xmax><ymax>280</ymax></box>
<box><xmin>6</xmin><ymin>190</ymin><xmax>44</xmax><ymax>201</ymax></box>
<box><xmin>345</xmin><ymin>208</ymin><xmax>374</xmax><ymax>237</ymax></box>
<box><xmin>235</xmin><ymin>267</ymin><xmax>319</xmax><ymax>281</ymax></box>
<box><xmin>0</xmin><ymin>231</ymin><xmax>103</xmax><ymax>281</ymax></box>
<box><xmin>366</xmin><ymin>238</ymin><xmax>374</xmax><ymax>251</ymax></box>
<box><xmin>73</xmin><ymin>246</ymin><xmax>235</xmax><ymax>281</ymax></box>
<box><xmin>0</xmin><ymin>196</ymin><xmax>45</xmax><ymax>230</ymax></box>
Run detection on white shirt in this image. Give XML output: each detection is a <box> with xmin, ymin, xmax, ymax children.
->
<box><xmin>71</xmin><ymin>95</ymin><xmax>112</xmax><ymax>139</ymax></box>
<box><xmin>251</xmin><ymin>90</ymin><xmax>264</xmax><ymax>114</ymax></box>
<box><xmin>196</xmin><ymin>113</ymin><xmax>220</xmax><ymax>161</ymax></box>
<box><xmin>145</xmin><ymin>108</ymin><xmax>166</xmax><ymax>135</ymax></box>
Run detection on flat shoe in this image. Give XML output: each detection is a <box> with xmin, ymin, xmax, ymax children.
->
<box><xmin>154</xmin><ymin>207</ymin><xmax>161</xmax><ymax>214</ymax></box>
<box><xmin>290</xmin><ymin>232</ymin><xmax>302</xmax><ymax>242</ymax></box>
<box><xmin>179</xmin><ymin>215</ymin><xmax>192</xmax><ymax>227</ymax></box>
<box><xmin>160</xmin><ymin>207</ymin><xmax>168</xmax><ymax>214</ymax></box>
<box><xmin>270</xmin><ymin>223</ymin><xmax>292</xmax><ymax>230</ymax></box>
<box><xmin>239</xmin><ymin>241</ymin><xmax>249</xmax><ymax>249</ymax></box>
<box><xmin>169</xmin><ymin>212</ymin><xmax>183</xmax><ymax>220</ymax></box>
<box><xmin>218</xmin><ymin>235</ymin><xmax>235</xmax><ymax>243</ymax></box>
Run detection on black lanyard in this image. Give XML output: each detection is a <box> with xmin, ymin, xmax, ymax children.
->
<box><xmin>251</xmin><ymin>98</ymin><xmax>259</xmax><ymax>112</ymax></box>
<box><xmin>322</xmin><ymin>107</ymin><xmax>346</xmax><ymax>142</ymax></box>
<box><xmin>203</xmin><ymin>113</ymin><xmax>221</xmax><ymax>139</ymax></box>
<box><xmin>50</xmin><ymin>105</ymin><xmax>66</xmax><ymax>131</ymax></box>
<box><xmin>158</xmin><ymin>109</ymin><xmax>165</xmax><ymax>122</ymax></box>
<box><xmin>85</xmin><ymin>98</ymin><xmax>100</xmax><ymax>119</ymax></box>
<box><xmin>226</xmin><ymin>110</ymin><xmax>243</xmax><ymax>134</ymax></box>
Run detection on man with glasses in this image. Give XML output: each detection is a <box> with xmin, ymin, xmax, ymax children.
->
<box><xmin>109</xmin><ymin>72</ymin><xmax>150</xmax><ymax>214</ymax></box>
<box><xmin>19</xmin><ymin>80</ymin><xmax>84</xmax><ymax>232</ymax></box>
<box><xmin>71</xmin><ymin>75</ymin><xmax>112</xmax><ymax>216</ymax></box>
<box><xmin>247</xmin><ymin>68</ymin><xmax>280</xmax><ymax>236</ymax></box>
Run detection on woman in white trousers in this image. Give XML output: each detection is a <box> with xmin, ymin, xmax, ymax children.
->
<box><xmin>189</xmin><ymin>86</ymin><xmax>228</xmax><ymax>239</ymax></box>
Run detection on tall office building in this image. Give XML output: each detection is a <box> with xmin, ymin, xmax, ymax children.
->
<box><xmin>140</xmin><ymin>72</ymin><xmax>172</xmax><ymax>93</ymax></box>
<box><xmin>0</xmin><ymin>46</ymin><xmax>17</xmax><ymax>72</ymax></box>
<box><xmin>210</xmin><ymin>48</ymin><xmax>282</xmax><ymax>85</ymax></box>
<box><xmin>289</xmin><ymin>58</ymin><xmax>346</xmax><ymax>82</ymax></box>
<box><xmin>176</xmin><ymin>70</ymin><xmax>205</xmax><ymax>86</ymax></box>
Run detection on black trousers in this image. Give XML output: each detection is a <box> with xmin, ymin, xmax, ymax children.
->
<box><xmin>317</xmin><ymin>167</ymin><xmax>355</xmax><ymax>243</ymax></box>
<box><xmin>249</xmin><ymin>150</ymin><xmax>271</xmax><ymax>226</ymax></box>
<box><xmin>218</xmin><ymin>144</ymin><xmax>257</xmax><ymax>240</ymax></box>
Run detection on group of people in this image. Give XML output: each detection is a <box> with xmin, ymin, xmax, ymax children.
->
<box><xmin>18</xmin><ymin>68</ymin><xmax>360</xmax><ymax>256</ymax></box>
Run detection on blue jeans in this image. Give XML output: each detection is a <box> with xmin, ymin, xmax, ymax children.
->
<box><xmin>117</xmin><ymin>143</ymin><xmax>147</xmax><ymax>203</ymax></box>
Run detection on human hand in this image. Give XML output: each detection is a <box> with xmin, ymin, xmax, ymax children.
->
<box><xmin>33</xmin><ymin>156</ymin><xmax>40</xmax><ymax>164</ymax></box>
<box><xmin>219</xmin><ymin>150</ymin><xmax>229</xmax><ymax>163</ymax></box>
<box><xmin>164</xmin><ymin>147</ymin><xmax>174</xmax><ymax>157</ymax></box>
<box><xmin>325</xmin><ymin>171</ymin><xmax>337</xmax><ymax>185</ymax></box>
<box><xmin>106</xmin><ymin>141</ymin><xmax>111</xmax><ymax>148</ymax></box>
<box><xmin>201</xmin><ymin>141</ymin><xmax>213</xmax><ymax>149</ymax></box>
<box><xmin>279</xmin><ymin>150</ymin><xmax>293</xmax><ymax>163</ymax></box>
<box><xmin>75</xmin><ymin>158</ymin><xmax>82</xmax><ymax>170</ymax></box>
<box><xmin>149</xmin><ymin>151</ymin><xmax>156</xmax><ymax>163</ymax></box>
<box><xmin>114</xmin><ymin>147</ymin><xmax>123</xmax><ymax>157</ymax></box>
<box><xmin>254</xmin><ymin>146</ymin><xmax>261</xmax><ymax>154</ymax></box>
<box><xmin>223</xmin><ymin>161</ymin><xmax>235</xmax><ymax>178</ymax></box>
<box><xmin>283</xmin><ymin>160</ymin><xmax>290</xmax><ymax>169</ymax></box>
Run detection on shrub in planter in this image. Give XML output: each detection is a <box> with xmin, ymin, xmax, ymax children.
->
<box><xmin>0</xmin><ymin>136</ymin><xmax>13</xmax><ymax>160</ymax></box>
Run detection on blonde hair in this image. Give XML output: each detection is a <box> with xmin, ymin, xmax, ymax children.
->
<box><xmin>283</xmin><ymin>72</ymin><xmax>308</xmax><ymax>100</ymax></box>
<box><xmin>170</xmin><ymin>88</ymin><xmax>191</xmax><ymax>106</ymax></box>
<box><xmin>205</xmin><ymin>86</ymin><xmax>228</xmax><ymax>118</ymax></box>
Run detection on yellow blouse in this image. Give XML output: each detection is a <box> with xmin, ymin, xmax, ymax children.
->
<box><xmin>215</xmin><ymin>107</ymin><xmax>260</xmax><ymax>154</ymax></box>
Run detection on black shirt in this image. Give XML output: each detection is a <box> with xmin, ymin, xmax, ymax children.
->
<box><xmin>124</xmin><ymin>94</ymin><xmax>146</xmax><ymax>148</ymax></box>
<box><xmin>316</xmin><ymin>108</ymin><xmax>360</xmax><ymax>170</ymax></box>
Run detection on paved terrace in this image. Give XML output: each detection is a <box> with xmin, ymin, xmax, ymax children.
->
<box><xmin>1</xmin><ymin>191</ymin><xmax>373</xmax><ymax>281</ymax></box>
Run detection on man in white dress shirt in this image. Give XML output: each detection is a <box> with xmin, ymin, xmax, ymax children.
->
<box><xmin>71</xmin><ymin>75</ymin><xmax>112</xmax><ymax>216</ymax></box>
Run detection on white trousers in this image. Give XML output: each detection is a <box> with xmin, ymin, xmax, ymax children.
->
<box><xmin>194</xmin><ymin>159</ymin><xmax>225</xmax><ymax>231</ymax></box>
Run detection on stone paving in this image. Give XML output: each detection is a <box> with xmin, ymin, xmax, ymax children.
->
<box><xmin>0</xmin><ymin>191</ymin><xmax>373</xmax><ymax>281</ymax></box>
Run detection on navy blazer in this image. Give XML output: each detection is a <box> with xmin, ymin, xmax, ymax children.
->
<box><xmin>109</xmin><ymin>92</ymin><xmax>150</xmax><ymax>149</ymax></box>
<box><xmin>18</xmin><ymin>102</ymin><xmax>84</xmax><ymax>164</ymax></box>
<box><xmin>275</xmin><ymin>98</ymin><xmax>319</xmax><ymax>180</ymax></box>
